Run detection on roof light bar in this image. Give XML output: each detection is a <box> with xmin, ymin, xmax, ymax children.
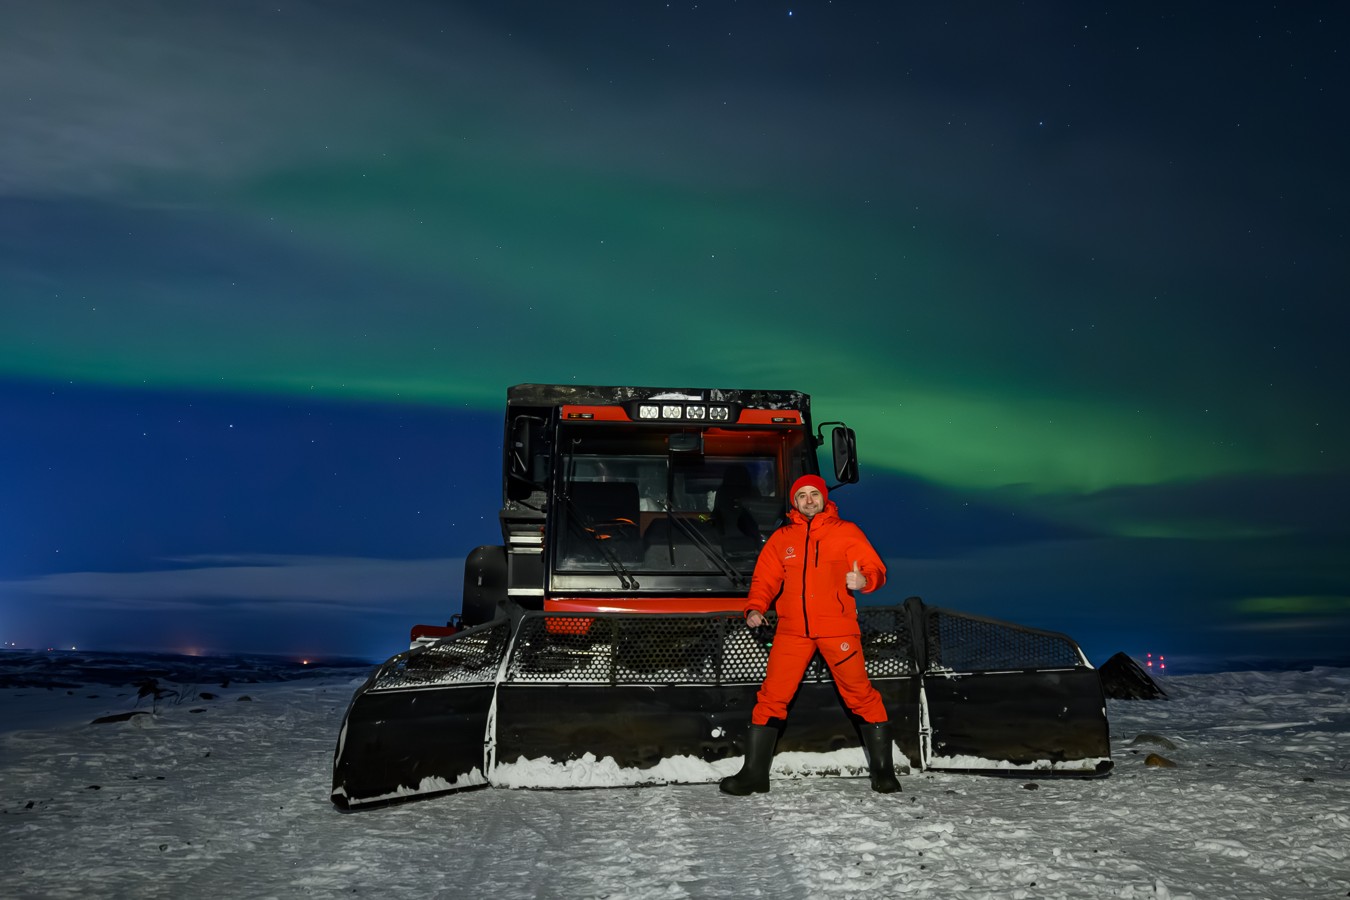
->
<box><xmin>617</xmin><ymin>399</ymin><xmax>758</xmax><ymax>424</ymax></box>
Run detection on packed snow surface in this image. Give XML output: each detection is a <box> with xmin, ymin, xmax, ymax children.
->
<box><xmin>1</xmin><ymin>652</ymin><xmax>1348</xmax><ymax>899</ymax></box>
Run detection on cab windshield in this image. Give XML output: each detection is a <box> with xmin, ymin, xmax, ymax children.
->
<box><xmin>554</xmin><ymin>425</ymin><xmax>806</xmax><ymax>579</ymax></box>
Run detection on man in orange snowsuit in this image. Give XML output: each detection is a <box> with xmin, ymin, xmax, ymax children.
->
<box><xmin>720</xmin><ymin>474</ymin><xmax>901</xmax><ymax>795</ymax></box>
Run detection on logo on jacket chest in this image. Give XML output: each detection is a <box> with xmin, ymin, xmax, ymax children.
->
<box><xmin>784</xmin><ymin>545</ymin><xmax>797</xmax><ymax>560</ymax></box>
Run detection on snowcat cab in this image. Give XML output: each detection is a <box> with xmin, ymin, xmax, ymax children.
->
<box><xmin>330</xmin><ymin>385</ymin><xmax>1112</xmax><ymax>809</ymax></box>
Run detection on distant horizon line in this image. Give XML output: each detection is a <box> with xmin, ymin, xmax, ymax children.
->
<box><xmin>5</xmin><ymin>644</ymin><xmax>1348</xmax><ymax>678</ymax></box>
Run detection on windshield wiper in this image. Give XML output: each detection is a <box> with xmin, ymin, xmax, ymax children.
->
<box><xmin>660</xmin><ymin>500</ymin><xmax>747</xmax><ymax>589</ymax></box>
<box><xmin>561</xmin><ymin>493</ymin><xmax>640</xmax><ymax>590</ymax></box>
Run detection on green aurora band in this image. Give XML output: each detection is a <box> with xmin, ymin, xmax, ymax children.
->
<box><xmin>2</xmin><ymin>0</ymin><xmax>1344</xmax><ymax>548</ymax></box>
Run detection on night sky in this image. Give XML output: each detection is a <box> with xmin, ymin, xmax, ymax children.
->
<box><xmin>2</xmin><ymin>1</ymin><xmax>1346</xmax><ymax>666</ymax></box>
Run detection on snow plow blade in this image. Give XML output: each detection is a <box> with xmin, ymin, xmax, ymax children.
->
<box><xmin>914</xmin><ymin>605</ymin><xmax>1113</xmax><ymax>776</ymax></box>
<box><xmin>329</xmin><ymin>619</ymin><xmax>512</xmax><ymax>809</ymax></box>
<box><xmin>330</xmin><ymin>598</ymin><xmax>1110</xmax><ymax>809</ymax></box>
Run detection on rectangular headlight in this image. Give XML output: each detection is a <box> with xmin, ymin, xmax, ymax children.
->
<box><xmin>685</xmin><ymin>405</ymin><xmax>706</xmax><ymax>419</ymax></box>
<box><xmin>662</xmin><ymin>404</ymin><xmax>683</xmax><ymax>419</ymax></box>
<box><xmin>708</xmin><ymin>406</ymin><xmax>730</xmax><ymax>421</ymax></box>
<box><xmin>638</xmin><ymin>404</ymin><xmax>660</xmax><ymax>420</ymax></box>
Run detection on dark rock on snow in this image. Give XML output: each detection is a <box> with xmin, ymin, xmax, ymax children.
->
<box><xmin>1130</xmin><ymin>732</ymin><xmax>1179</xmax><ymax>750</ymax></box>
<box><xmin>90</xmin><ymin>710</ymin><xmax>151</xmax><ymax>725</ymax></box>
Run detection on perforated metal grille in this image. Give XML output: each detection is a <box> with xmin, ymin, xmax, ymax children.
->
<box><xmin>369</xmin><ymin>619</ymin><xmax>512</xmax><ymax>690</ymax></box>
<box><xmin>363</xmin><ymin>603</ymin><xmax>1081</xmax><ymax>690</ymax></box>
<box><xmin>506</xmin><ymin>613</ymin><xmax>766</xmax><ymax>684</ymax></box>
<box><xmin>505</xmin><ymin>608</ymin><xmax>918</xmax><ymax>685</ymax></box>
<box><xmin>925</xmin><ymin>609</ymin><xmax>1083</xmax><ymax>672</ymax></box>
<box><xmin>855</xmin><ymin>605</ymin><xmax>919</xmax><ymax>678</ymax></box>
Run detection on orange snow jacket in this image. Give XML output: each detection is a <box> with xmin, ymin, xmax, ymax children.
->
<box><xmin>745</xmin><ymin>501</ymin><xmax>886</xmax><ymax>639</ymax></box>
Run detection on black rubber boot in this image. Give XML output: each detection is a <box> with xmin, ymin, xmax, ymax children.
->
<box><xmin>860</xmin><ymin>721</ymin><xmax>902</xmax><ymax>794</ymax></box>
<box><xmin>719</xmin><ymin>723</ymin><xmax>777</xmax><ymax>795</ymax></box>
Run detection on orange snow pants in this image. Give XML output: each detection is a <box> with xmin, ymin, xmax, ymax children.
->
<box><xmin>751</xmin><ymin>631</ymin><xmax>889</xmax><ymax>725</ymax></box>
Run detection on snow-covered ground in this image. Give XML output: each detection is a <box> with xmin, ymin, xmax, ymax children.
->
<box><xmin>1</xmin><ymin>653</ymin><xmax>1347</xmax><ymax>899</ymax></box>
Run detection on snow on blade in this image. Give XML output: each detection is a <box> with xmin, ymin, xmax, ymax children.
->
<box><xmin>928</xmin><ymin>754</ymin><xmax>1112</xmax><ymax>773</ymax></box>
<box><xmin>336</xmin><ymin>768</ymin><xmax>488</xmax><ymax>807</ymax></box>
<box><xmin>492</xmin><ymin>752</ymin><xmax>729</xmax><ymax>788</ymax></box>
<box><xmin>490</xmin><ymin>744</ymin><xmax>907</xmax><ymax>788</ymax></box>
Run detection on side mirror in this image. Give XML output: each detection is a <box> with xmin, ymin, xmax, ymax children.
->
<box><xmin>831</xmin><ymin>426</ymin><xmax>859</xmax><ymax>484</ymax></box>
<box><xmin>510</xmin><ymin>417</ymin><xmax>534</xmax><ymax>480</ymax></box>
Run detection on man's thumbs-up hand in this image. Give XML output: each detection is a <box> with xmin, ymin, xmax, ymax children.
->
<box><xmin>846</xmin><ymin>560</ymin><xmax>867</xmax><ymax>592</ymax></box>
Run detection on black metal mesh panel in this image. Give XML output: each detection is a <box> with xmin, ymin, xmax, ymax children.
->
<box><xmin>925</xmin><ymin>609</ymin><xmax>1083</xmax><ymax>672</ymax></box>
<box><xmin>857</xmin><ymin>606</ymin><xmax>919</xmax><ymax>678</ymax></box>
<box><xmin>369</xmin><ymin>619</ymin><xmax>513</xmax><ymax>690</ymax></box>
<box><xmin>506</xmin><ymin>609</ymin><xmax>917</xmax><ymax>685</ymax></box>
<box><xmin>506</xmin><ymin>613</ymin><xmax>770</xmax><ymax>685</ymax></box>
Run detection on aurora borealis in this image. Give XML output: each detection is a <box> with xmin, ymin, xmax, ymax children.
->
<box><xmin>2</xmin><ymin>1</ymin><xmax>1346</xmax><ymax>664</ymax></box>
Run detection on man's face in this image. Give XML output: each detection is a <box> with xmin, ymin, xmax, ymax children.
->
<box><xmin>793</xmin><ymin>486</ymin><xmax>825</xmax><ymax>518</ymax></box>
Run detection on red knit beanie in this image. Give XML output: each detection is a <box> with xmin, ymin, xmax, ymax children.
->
<box><xmin>790</xmin><ymin>474</ymin><xmax>828</xmax><ymax>506</ymax></box>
